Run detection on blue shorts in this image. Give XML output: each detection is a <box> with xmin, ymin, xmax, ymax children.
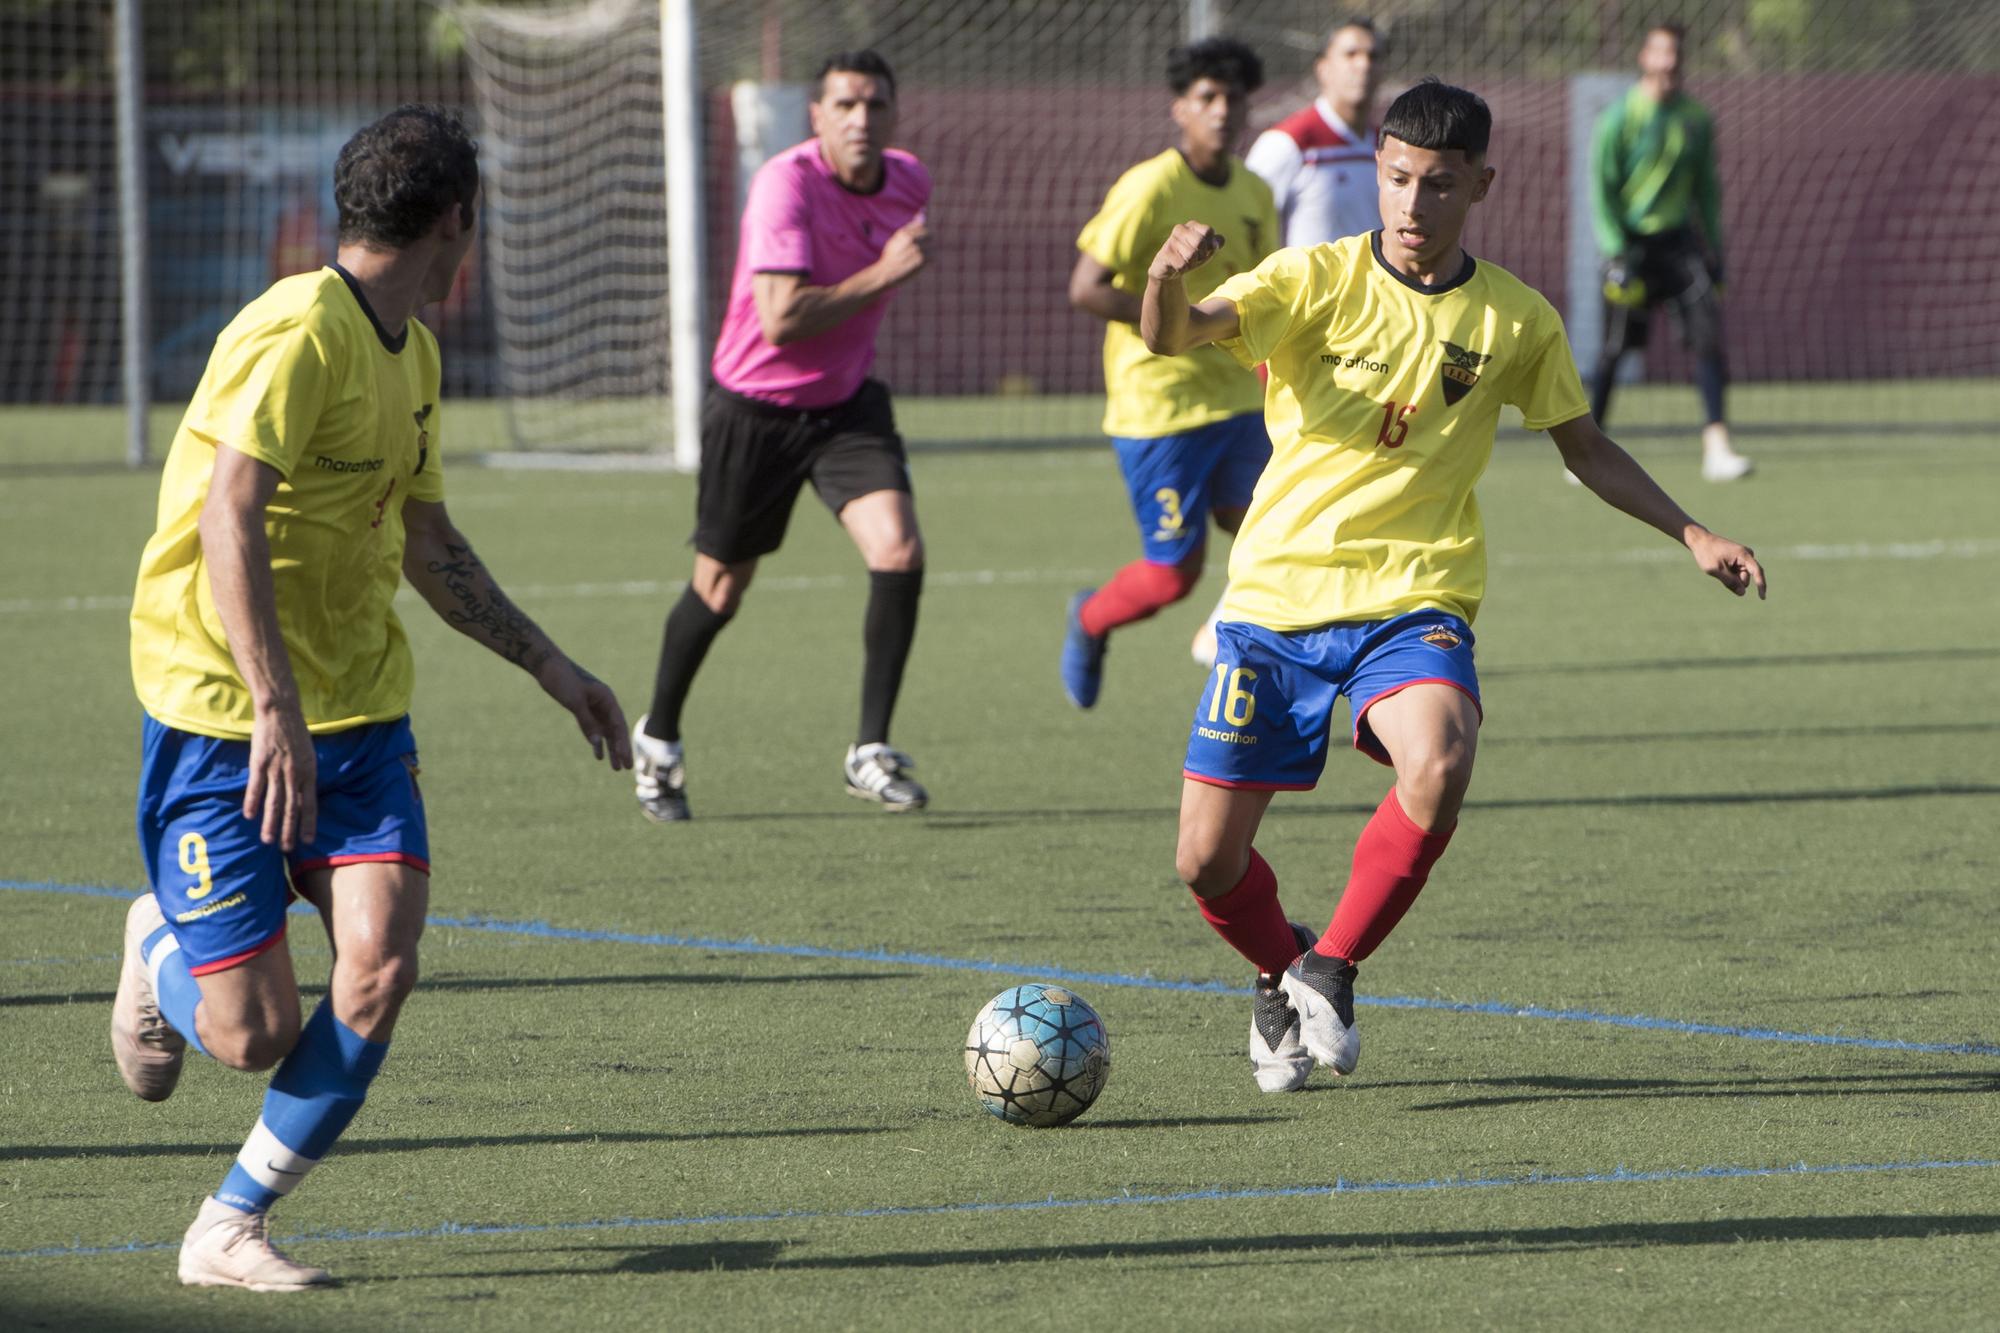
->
<box><xmin>135</xmin><ymin>716</ymin><xmax>429</xmax><ymax>974</ymax></box>
<box><xmin>1112</xmin><ymin>412</ymin><xmax>1271</xmax><ymax>565</ymax></box>
<box><xmin>1183</xmin><ymin>612</ymin><xmax>1482</xmax><ymax>790</ymax></box>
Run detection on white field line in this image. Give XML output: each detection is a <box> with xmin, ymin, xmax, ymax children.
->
<box><xmin>6</xmin><ymin>539</ymin><xmax>1996</xmax><ymax>617</ymax></box>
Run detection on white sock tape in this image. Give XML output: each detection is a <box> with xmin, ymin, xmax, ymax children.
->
<box><xmin>236</xmin><ymin>1116</ymin><xmax>320</xmax><ymax>1196</ymax></box>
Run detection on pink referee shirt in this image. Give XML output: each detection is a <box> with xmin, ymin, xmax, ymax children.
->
<box><xmin>709</xmin><ymin>139</ymin><xmax>933</xmax><ymax>409</ymax></box>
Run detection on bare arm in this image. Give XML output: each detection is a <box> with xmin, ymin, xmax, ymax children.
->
<box><xmin>1139</xmin><ymin>221</ymin><xmax>1242</xmax><ymax>355</ymax></box>
<box><xmin>198</xmin><ymin>446</ymin><xmax>316</xmax><ymax>849</ymax></box>
<box><xmin>401</xmin><ymin>498</ymin><xmax>633</xmax><ymax>768</ymax></box>
<box><xmin>1549</xmin><ymin>414</ymin><xmax>1767</xmax><ymax>598</ymax></box>
<box><xmin>1068</xmin><ymin>253</ymin><xmax>1141</xmax><ymax>325</ymax></box>
<box><xmin>752</xmin><ymin>218</ymin><xmax>929</xmax><ymax>346</ymax></box>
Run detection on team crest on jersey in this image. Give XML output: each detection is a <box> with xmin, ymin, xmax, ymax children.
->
<box><xmin>1420</xmin><ymin>624</ymin><xmax>1464</xmax><ymax>650</ymax></box>
<box><xmin>1438</xmin><ymin>340</ymin><xmax>1493</xmax><ymax>406</ymax></box>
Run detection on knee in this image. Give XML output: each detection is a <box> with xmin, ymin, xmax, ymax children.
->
<box><xmin>344</xmin><ymin>952</ymin><xmax>421</xmax><ymax>1017</ymax></box>
<box><xmin>870</xmin><ymin>533</ymin><xmax>924</xmax><ymax>573</ymax></box>
<box><xmin>1398</xmin><ymin>742</ymin><xmax>1475</xmax><ymax>818</ymax></box>
<box><xmin>696</xmin><ymin>575</ymin><xmax>748</xmax><ymax>617</ymax></box>
<box><xmin>208</xmin><ymin>1015</ymin><xmax>301</xmax><ymax>1073</ymax></box>
<box><xmin>1175</xmin><ymin>836</ymin><xmax>1245</xmax><ymax>898</ymax></box>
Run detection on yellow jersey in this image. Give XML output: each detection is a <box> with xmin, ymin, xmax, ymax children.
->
<box><xmin>1211</xmin><ymin>232</ymin><xmax>1588</xmax><ymax>631</ymax></box>
<box><xmin>131</xmin><ymin>265</ymin><xmax>445</xmax><ymax>739</ymax></box>
<box><xmin>1076</xmin><ymin>148</ymin><xmax>1278</xmax><ymax>438</ymax></box>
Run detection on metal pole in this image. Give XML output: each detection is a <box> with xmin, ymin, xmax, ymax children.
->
<box><xmin>1185</xmin><ymin>0</ymin><xmax>1218</xmax><ymax>41</ymax></box>
<box><xmin>661</xmin><ymin>0</ymin><xmax>704</xmax><ymax>470</ymax></box>
<box><xmin>114</xmin><ymin>0</ymin><xmax>151</xmax><ymax>467</ymax></box>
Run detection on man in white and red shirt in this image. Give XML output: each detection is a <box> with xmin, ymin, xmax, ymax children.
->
<box><xmin>1244</xmin><ymin>18</ymin><xmax>1384</xmax><ymax>248</ymax></box>
<box><xmin>633</xmin><ymin>49</ymin><xmax>935</xmax><ymax>821</ymax></box>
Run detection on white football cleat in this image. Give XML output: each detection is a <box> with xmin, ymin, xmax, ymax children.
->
<box><xmin>844</xmin><ymin>743</ymin><xmax>928</xmax><ymax>812</ymax></box>
<box><xmin>112</xmin><ymin>893</ymin><xmax>186</xmax><ymax>1102</ymax></box>
<box><xmin>1701</xmin><ymin>449</ymin><xmax>1755</xmax><ymax>482</ymax></box>
<box><xmin>631</xmin><ymin>715</ymin><xmax>689</xmax><ymax>822</ymax></box>
<box><xmin>178</xmin><ymin>1197</ymin><xmax>333</xmax><ymax>1291</ymax></box>
<box><xmin>1278</xmin><ymin>950</ymin><xmax>1361</xmax><ymax>1076</ymax></box>
<box><xmin>1191</xmin><ymin>620</ymin><xmax>1220</xmax><ymax>669</ymax></box>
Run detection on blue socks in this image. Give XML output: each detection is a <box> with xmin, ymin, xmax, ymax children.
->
<box><xmin>213</xmin><ymin>1001</ymin><xmax>389</xmax><ymax>1215</ymax></box>
<box><xmin>141</xmin><ymin>923</ymin><xmax>209</xmax><ymax>1056</ymax></box>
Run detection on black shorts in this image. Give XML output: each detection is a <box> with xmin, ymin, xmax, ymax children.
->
<box><xmin>693</xmin><ymin>379</ymin><xmax>912</xmax><ymax>563</ymax></box>
<box><xmin>1601</xmin><ymin>229</ymin><xmax>1723</xmax><ymax>361</ymax></box>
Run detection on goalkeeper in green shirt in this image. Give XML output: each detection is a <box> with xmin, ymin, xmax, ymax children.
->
<box><xmin>1590</xmin><ymin>22</ymin><xmax>1752</xmax><ymax>482</ymax></box>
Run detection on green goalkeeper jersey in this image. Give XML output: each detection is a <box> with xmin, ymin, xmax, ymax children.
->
<box><xmin>1590</xmin><ymin>85</ymin><xmax>1721</xmax><ymax>258</ymax></box>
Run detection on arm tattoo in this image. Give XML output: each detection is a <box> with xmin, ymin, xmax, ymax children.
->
<box><xmin>425</xmin><ymin>540</ymin><xmax>550</xmax><ymax>671</ymax></box>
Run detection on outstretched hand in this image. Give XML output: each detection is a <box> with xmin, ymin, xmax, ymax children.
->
<box><xmin>1149</xmin><ymin>221</ymin><xmax>1225</xmax><ymax>282</ymax></box>
<box><xmin>1689</xmin><ymin>528</ymin><xmax>1767</xmax><ymax>599</ymax></box>
<box><xmin>537</xmin><ymin>656</ymin><xmax>633</xmax><ymax>770</ymax></box>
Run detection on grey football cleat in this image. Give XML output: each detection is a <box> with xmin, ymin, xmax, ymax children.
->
<box><xmin>1278</xmin><ymin>947</ymin><xmax>1360</xmax><ymax>1076</ymax></box>
<box><xmin>1250</xmin><ymin>923</ymin><xmax>1318</xmax><ymax>1093</ymax></box>
<box><xmin>178</xmin><ymin>1197</ymin><xmax>333</xmax><ymax>1291</ymax></box>
<box><xmin>631</xmin><ymin>715</ymin><xmax>689</xmax><ymax>823</ymax></box>
<box><xmin>113</xmin><ymin>892</ymin><xmax>186</xmax><ymax>1102</ymax></box>
<box><xmin>844</xmin><ymin>743</ymin><xmax>928</xmax><ymax>812</ymax></box>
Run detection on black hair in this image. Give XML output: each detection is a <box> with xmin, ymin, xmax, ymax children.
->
<box><xmin>1378</xmin><ymin>77</ymin><xmax>1490</xmax><ymax>159</ymax></box>
<box><xmin>1321</xmin><ymin>16</ymin><xmax>1384</xmax><ymax>59</ymax></box>
<box><xmin>334</xmin><ymin>104</ymin><xmax>479</xmax><ymax>248</ymax></box>
<box><xmin>1166</xmin><ymin>36</ymin><xmax>1264</xmax><ymax>96</ymax></box>
<box><xmin>816</xmin><ymin>49</ymin><xmax>897</xmax><ymax>99</ymax></box>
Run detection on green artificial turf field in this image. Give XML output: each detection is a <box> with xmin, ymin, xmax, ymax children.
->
<box><xmin>2</xmin><ymin>407</ymin><xmax>1996</xmax><ymax>1329</ymax></box>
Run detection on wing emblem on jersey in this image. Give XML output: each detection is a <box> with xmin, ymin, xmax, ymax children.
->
<box><xmin>1437</xmin><ymin>340</ymin><xmax>1493</xmax><ymax>406</ymax></box>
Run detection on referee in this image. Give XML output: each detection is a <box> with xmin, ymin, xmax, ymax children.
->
<box><xmin>1590</xmin><ymin>22</ymin><xmax>1752</xmax><ymax>482</ymax></box>
<box><xmin>633</xmin><ymin>50</ymin><xmax>932</xmax><ymax>820</ymax></box>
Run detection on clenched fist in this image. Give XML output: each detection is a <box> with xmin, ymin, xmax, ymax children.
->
<box><xmin>875</xmin><ymin>217</ymin><xmax>931</xmax><ymax>286</ymax></box>
<box><xmin>1149</xmin><ymin>221</ymin><xmax>1225</xmax><ymax>282</ymax></box>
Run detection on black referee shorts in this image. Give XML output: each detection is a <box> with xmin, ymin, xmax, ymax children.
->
<box><xmin>692</xmin><ymin>379</ymin><xmax>913</xmax><ymax>564</ymax></box>
<box><xmin>1600</xmin><ymin>228</ymin><xmax>1723</xmax><ymax>363</ymax></box>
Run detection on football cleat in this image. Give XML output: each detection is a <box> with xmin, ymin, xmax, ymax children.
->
<box><xmin>1060</xmin><ymin>589</ymin><xmax>1107</xmax><ymax>709</ymax></box>
<box><xmin>1250</xmin><ymin>923</ymin><xmax>1319</xmax><ymax>1093</ymax></box>
<box><xmin>844</xmin><ymin>743</ymin><xmax>928</xmax><ymax>812</ymax></box>
<box><xmin>112</xmin><ymin>892</ymin><xmax>186</xmax><ymax>1102</ymax></box>
<box><xmin>1278</xmin><ymin>948</ymin><xmax>1361</xmax><ymax>1076</ymax></box>
<box><xmin>1701</xmin><ymin>449</ymin><xmax>1755</xmax><ymax>483</ymax></box>
<box><xmin>631</xmin><ymin>715</ymin><xmax>690</xmax><ymax>823</ymax></box>
<box><xmin>178</xmin><ymin>1197</ymin><xmax>333</xmax><ymax>1291</ymax></box>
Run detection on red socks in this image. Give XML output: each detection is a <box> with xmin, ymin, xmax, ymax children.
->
<box><xmin>1191</xmin><ymin>849</ymin><xmax>1301</xmax><ymax>976</ymax></box>
<box><xmin>1080</xmin><ymin>559</ymin><xmax>1199</xmax><ymax>637</ymax></box>
<box><xmin>1316</xmin><ymin>788</ymin><xmax>1455</xmax><ymax>963</ymax></box>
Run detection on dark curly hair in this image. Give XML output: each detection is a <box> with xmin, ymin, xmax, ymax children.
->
<box><xmin>334</xmin><ymin>105</ymin><xmax>480</xmax><ymax>248</ymax></box>
<box><xmin>1167</xmin><ymin>36</ymin><xmax>1264</xmax><ymax>96</ymax></box>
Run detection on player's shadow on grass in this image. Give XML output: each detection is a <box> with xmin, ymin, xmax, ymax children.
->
<box><xmin>0</xmin><ymin>971</ymin><xmax>911</xmax><ymax>1009</ymax></box>
<box><xmin>2</xmin><ymin>1125</ymin><xmax>892</xmax><ymax>1163</ymax></box>
<box><xmin>1350</xmin><ymin>1069</ymin><xmax>2000</xmax><ymax>1112</ymax></box>
<box><xmin>414</xmin><ymin>1212</ymin><xmax>2000</xmax><ymax>1278</ymax></box>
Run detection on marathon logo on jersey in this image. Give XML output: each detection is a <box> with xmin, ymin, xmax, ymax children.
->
<box><xmin>1438</xmin><ymin>340</ymin><xmax>1494</xmax><ymax>406</ymax></box>
<box><xmin>1322</xmin><ymin>352</ymin><xmax>1392</xmax><ymax>374</ymax></box>
<box><xmin>1420</xmin><ymin>624</ymin><xmax>1464</xmax><ymax>650</ymax></box>
<box><xmin>413</xmin><ymin>403</ymin><xmax>433</xmax><ymax>474</ymax></box>
<box><xmin>314</xmin><ymin>454</ymin><xmax>385</xmax><ymax>474</ymax></box>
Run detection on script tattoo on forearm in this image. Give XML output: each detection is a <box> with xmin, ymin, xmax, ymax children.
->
<box><xmin>425</xmin><ymin>540</ymin><xmax>549</xmax><ymax>671</ymax></box>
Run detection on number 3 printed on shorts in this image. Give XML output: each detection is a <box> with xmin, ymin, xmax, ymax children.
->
<box><xmin>1207</xmin><ymin>664</ymin><xmax>1258</xmax><ymax>727</ymax></box>
<box><xmin>179</xmin><ymin>831</ymin><xmax>214</xmax><ymax>901</ymax></box>
<box><xmin>1153</xmin><ymin>487</ymin><xmax>1185</xmax><ymax>534</ymax></box>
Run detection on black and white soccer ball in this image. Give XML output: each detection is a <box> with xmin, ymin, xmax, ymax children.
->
<box><xmin>964</xmin><ymin>983</ymin><xmax>1111</xmax><ymax>1127</ymax></box>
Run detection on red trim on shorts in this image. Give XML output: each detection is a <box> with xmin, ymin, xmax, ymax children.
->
<box><xmin>289</xmin><ymin>851</ymin><xmax>432</xmax><ymax>875</ymax></box>
<box><xmin>1351</xmin><ymin>677</ymin><xmax>1484</xmax><ymax>766</ymax></box>
<box><xmin>1182</xmin><ymin>770</ymin><xmax>1317</xmax><ymax>792</ymax></box>
<box><xmin>188</xmin><ymin>925</ymin><xmax>288</xmax><ymax>976</ymax></box>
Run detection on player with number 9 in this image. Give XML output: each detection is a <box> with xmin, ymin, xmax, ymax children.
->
<box><xmin>1142</xmin><ymin>79</ymin><xmax>1766</xmax><ymax>1095</ymax></box>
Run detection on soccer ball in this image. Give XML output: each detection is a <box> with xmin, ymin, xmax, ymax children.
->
<box><xmin>963</xmin><ymin>983</ymin><xmax>1111</xmax><ymax>1127</ymax></box>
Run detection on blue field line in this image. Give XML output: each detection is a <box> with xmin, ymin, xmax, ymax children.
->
<box><xmin>8</xmin><ymin>878</ymin><xmax>1999</xmax><ymax>1058</ymax></box>
<box><xmin>4</xmin><ymin>1156</ymin><xmax>1994</xmax><ymax>1263</ymax></box>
